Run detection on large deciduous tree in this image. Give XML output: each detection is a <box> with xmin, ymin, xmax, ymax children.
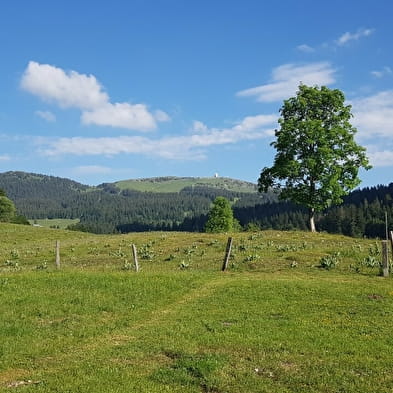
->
<box><xmin>258</xmin><ymin>84</ymin><xmax>371</xmax><ymax>232</ymax></box>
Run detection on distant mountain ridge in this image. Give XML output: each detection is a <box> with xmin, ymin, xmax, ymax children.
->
<box><xmin>110</xmin><ymin>176</ymin><xmax>257</xmax><ymax>193</ymax></box>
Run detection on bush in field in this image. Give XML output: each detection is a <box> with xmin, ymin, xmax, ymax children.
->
<box><xmin>0</xmin><ymin>190</ymin><xmax>16</xmax><ymax>222</ymax></box>
<box><xmin>205</xmin><ymin>197</ymin><xmax>238</xmax><ymax>233</ymax></box>
<box><xmin>319</xmin><ymin>252</ymin><xmax>341</xmax><ymax>270</ymax></box>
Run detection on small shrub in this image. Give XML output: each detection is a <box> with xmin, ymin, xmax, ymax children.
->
<box><xmin>35</xmin><ymin>262</ymin><xmax>48</xmax><ymax>270</ymax></box>
<box><xmin>121</xmin><ymin>260</ymin><xmax>133</xmax><ymax>271</ymax></box>
<box><xmin>111</xmin><ymin>248</ymin><xmax>127</xmax><ymax>258</ymax></box>
<box><xmin>4</xmin><ymin>259</ymin><xmax>20</xmax><ymax>270</ymax></box>
<box><xmin>243</xmin><ymin>254</ymin><xmax>260</xmax><ymax>262</ymax></box>
<box><xmin>319</xmin><ymin>252</ymin><xmax>341</xmax><ymax>270</ymax></box>
<box><xmin>140</xmin><ymin>243</ymin><xmax>155</xmax><ymax>260</ymax></box>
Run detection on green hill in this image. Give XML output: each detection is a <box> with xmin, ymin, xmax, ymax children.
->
<box><xmin>111</xmin><ymin>176</ymin><xmax>257</xmax><ymax>193</ymax></box>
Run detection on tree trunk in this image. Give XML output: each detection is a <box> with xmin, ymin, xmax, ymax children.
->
<box><xmin>309</xmin><ymin>208</ymin><xmax>316</xmax><ymax>232</ymax></box>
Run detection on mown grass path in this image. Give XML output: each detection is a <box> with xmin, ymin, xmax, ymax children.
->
<box><xmin>1</xmin><ymin>270</ymin><xmax>393</xmax><ymax>392</ymax></box>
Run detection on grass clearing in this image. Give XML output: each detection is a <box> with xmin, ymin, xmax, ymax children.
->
<box><xmin>114</xmin><ymin>177</ymin><xmax>256</xmax><ymax>193</ymax></box>
<box><xmin>0</xmin><ymin>223</ymin><xmax>392</xmax><ymax>392</ymax></box>
<box><xmin>28</xmin><ymin>219</ymin><xmax>79</xmax><ymax>229</ymax></box>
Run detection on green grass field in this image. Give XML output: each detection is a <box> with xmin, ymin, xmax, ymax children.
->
<box><xmin>28</xmin><ymin>218</ymin><xmax>80</xmax><ymax>229</ymax></box>
<box><xmin>0</xmin><ymin>223</ymin><xmax>392</xmax><ymax>392</ymax></box>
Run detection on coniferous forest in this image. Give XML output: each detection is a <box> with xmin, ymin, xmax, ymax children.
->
<box><xmin>0</xmin><ymin>171</ymin><xmax>391</xmax><ymax>238</ymax></box>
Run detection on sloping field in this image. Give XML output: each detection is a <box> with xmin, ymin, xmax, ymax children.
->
<box><xmin>114</xmin><ymin>176</ymin><xmax>257</xmax><ymax>193</ymax></box>
<box><xmin>0</xmin><ymin>224</ymin><xmax>392</xmax><ymax>392</ymax></box>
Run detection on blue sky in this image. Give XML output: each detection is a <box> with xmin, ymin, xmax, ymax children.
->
<box><xmin>1</xmin><ymin>0</ymin><xmax>392</xmax><ymax>187</ymax></box>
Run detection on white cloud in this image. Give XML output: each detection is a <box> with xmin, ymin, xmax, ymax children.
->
<box><xmin>232</xmin><ymin>114</ymin><xmax>277</xmax><ymax>131</ymax></box>
<box><xmin>40</xmin><ymin>113</ymin><xmax>277</xmax><ymax>160</ymax></box>
<box><xmin>154</xmin><ymin>110</ymin><xmax>171</xmax><ymax>122</ymax></box>
<box><xmin>236</xmin><ymin>62</ymin><xmax>336</xmax><ymax>102</ymax></box>
<box><xmin>336</xmin><ymin>28</ymin><xmax>374</xmax><ymax>46</ymax></box>
<box><xmin>371</xmin><ymin>66</ymin><xmax>392</xmax><ymax>78</ymax></box>
<box><xmin>21</xmin><ymin>61</ymin><xmax>108</xmax><ymax>110</ymax></box>
<box><xmin>35</xmin><ymin>110</ymin><xmax>56</xmax><ymax>122</ymax></box>
<box><xmin>73</xmin><ymin>165</ymin><xmax>112</xmax><ymax>175</ymax></box>
<box><xmin>351</xmin><ymin>90</ymin><xmax>393</xmax><ymax>139</ymax></box>
<box><xmin>0</xmin><ymin>154</ymin><xmax>10</xmax><ymax>161</ymax></box>
<box><xmin>192</xmin><ymin>120</ymin><xmax>209</xmax><ymax>133</ymax></box>
<box><xmin>21</xmin><ymin>61</ymin><xmax>169</xmax><ymax>131</ymax></box>
<box><xmin>81</xmin><ymin>103</ymin><xmax>157</xmax><ymax>131</ymax></box>
<box><xmin>366</xmin><ymin>149</ymin><xmax>393</xmax><ymax>167</ymax></box>
<box><xmin>296</xmin><ymin>44</ymin><xmax>314</xmax><ymax>53</ymax></box>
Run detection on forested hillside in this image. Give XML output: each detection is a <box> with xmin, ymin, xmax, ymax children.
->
<box><xmin>234</xmin><ymin>184</ymin><xmax>393</xmax><ymax>238</ymax></box>
<box><xmin>0</xmin><ymin>172</ymin><xmax>275</xmax><ymax>233</ymax></box>
<box><xmin>0</xmin><ymin>171</ymin><xmax>392</xmax><ymax>238</ymax></box>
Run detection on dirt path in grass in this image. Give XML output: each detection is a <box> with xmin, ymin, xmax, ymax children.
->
<box><xmin>0</xmin><ymin>273</ymin><xmax>242</xmax><ymax>387</ymax></box>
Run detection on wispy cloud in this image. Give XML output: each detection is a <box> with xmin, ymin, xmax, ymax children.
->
<box><xmin>336</xmin><ymin>28</ymin><xmax>374</xmax><ymax>46</ymax></box>
<box><xmin>351</xmin><ymin>90</ymin><xmax>393</xmax><ymax>167</ymax></box>
<box><xmin>35</xmin><ymin>110</ymin><xmax>56</xmax><ymax>122</ymax></box>
<box><xmin>39</xmin><ymin>113</ymin><xmax>277</xmax><ymax>160</ymax></box>
<box><xmin>0</xmin><ymin>154</ymin><xmax>10</xmax><ymax>161</ymax></box>
<box><xmin>296</xmin><ymin>44</ymin><xmax>315</xmax><ymax>53</ymax></box>
<box><xmin>21</xmin><ymin>61</ymin><xmax>169</xmax><ymax>131</ymax></box>
<box><xmin>366</xmin><ymin>149</ymin><xmax>393</xmax><ymax>168</ymax></box>
<box><xmin>351</xmin><ymin>90</ymin><xmax>393</xmax><ymax>139</ymax></box>
<box><xmin>371</xmin><ymin>66</ymin><xmax>392</xmax><ymax>79</ymax></box>
<box><xmin>237</xmin><ymin>62</ymin><xmax>336</xmax><ymax>102</ymax></box>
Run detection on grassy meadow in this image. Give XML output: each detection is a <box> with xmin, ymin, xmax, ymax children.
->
<box><xmin>1</xmin><ymin>223</ymin><xmax>393</xmax><ymax>392</ymax></box>
<box><xmin>114</xmin><ymin>177</ymin><xmax>256</xmax><ymax>193</ymax></box>
<box><xmin>28</xmin><ymin>219</ymin><xmax>80</xmax><ymax>229</ymax></box>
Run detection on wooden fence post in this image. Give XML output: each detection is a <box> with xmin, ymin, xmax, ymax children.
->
<box><xmin>55</xmin><ymin>240</ymin><xmax>61</xmax><ymax>269</ymax></box>
<box><xmin>381</xmin><ymin>240</ymin><xmax>389</xmax><ymax>277</ymax></box>
<box><xmin>132</xmin><ymin>244</ymin><xmax>139</xmax><ymax>272</ymax></box>
<box><xmin>222</xmin><ymin>237</ymin><xmax>233</xmax><ymax>271</ymax></box>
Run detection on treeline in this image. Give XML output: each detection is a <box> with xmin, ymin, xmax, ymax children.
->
<box><xmin>70</xmin><ymin>187</ymin><xmax>275</xmax><ymax>234</ymax></box>
<box><xmin>0</xmin><ymin>171</ymin><xmax>275</xmax><ymax>234</ymax></box>
<box><xmin>1</xmin><ymin>171</ymin><xmax>392</xmax><ymax>238</ymax></box>
<box><xmin>234</xmin><ymin>184</ymin><xmax>393</xmax><ymax>238</ymax></box>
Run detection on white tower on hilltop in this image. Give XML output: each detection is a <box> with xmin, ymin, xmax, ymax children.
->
<box><xmin>214</xmin><ymin>173</ymin><xmax>219</xmax><ymax>178</ymax></box>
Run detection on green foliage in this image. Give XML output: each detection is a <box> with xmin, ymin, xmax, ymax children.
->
<box><xmin>259</xmin><ymin>84</ymin><xmax>371</xmax><ymax>231</ymax></box>
<box><xmin>0</xmin><ymin>194</ymin><xmax>16</xmax><ymax>222</ymax></box>
<box><xmin>351</xmin><ymin>242</ymin><xmax>383</xmax><ymax>273</ymax></box>
<box><xmin>205</xmin><ymin>196</ymin><xmax>236</xmax><ymax>233</ymax></box>
<box><xmin>319</xmin><ymin>252</ymin><xmax>341</xmax><ymax>270</ymax></box>
<box><xmin>11</xmin><ymin>214</ymin><xmax>30</xmax><ymax>225</ymax></box>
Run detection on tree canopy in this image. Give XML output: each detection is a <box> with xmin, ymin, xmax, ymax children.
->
<box><xmin>205</xmin><ymin>196</ymin><xmax>236</xmax><ymax>233</ymax></box>
<box><xmin>258</xmin><ymin>84</ymin><xmax>371</xmax><ymax>232</ymax></box>
<box><xmin>0</xmin><ymin>191</ymin><xmax>16</xmax><ymax>222</ymax></box>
